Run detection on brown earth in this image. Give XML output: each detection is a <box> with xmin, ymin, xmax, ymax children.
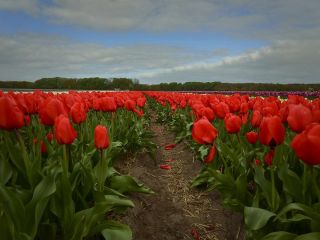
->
<box><xmin>115</xmin><ymin>119</ymin><xmax>245</xmax><ymax>240</ymax></box>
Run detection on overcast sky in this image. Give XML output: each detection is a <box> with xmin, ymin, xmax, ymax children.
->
<box><xmin>0</xmin><ymin>0</ymin><xmax>319</xmax><ymax>83</ymax></box>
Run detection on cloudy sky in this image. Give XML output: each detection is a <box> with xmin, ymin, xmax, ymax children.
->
<box><xmin>0</xmin><ymin>0</ymin><xmax>319</xmax><ymax>83</ymax></box>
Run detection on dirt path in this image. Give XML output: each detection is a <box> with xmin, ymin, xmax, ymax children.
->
<box><xmin>116</xmin><ymin>119</ymin><xmax>245</xmax><ymax>240</ymax></box>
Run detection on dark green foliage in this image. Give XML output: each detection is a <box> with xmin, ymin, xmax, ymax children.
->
<box><xmin>1</xmin><ymin>78</ymin><xmax>320</xmax><ymax>91</ymax></box>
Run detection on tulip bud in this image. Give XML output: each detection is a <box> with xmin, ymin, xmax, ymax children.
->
<box><xmin>291</xmin><ymin>123</ymin><xmax>320</xmax><ymax>165</ymax></box>
<box><xmin>246</xmin><ymin>131</ymin><xmax>259</xmax><ymax>144</ymax></box>
<box><xmin>192</xmin><ymin>117</ymin><xmax>218</xmax><ymax>145</ymax></box>
<box><xmin>0</xmin><ymin>95</ymin><xmax>25</xmax><ymax>130</ymax></box>
<box><xmin>224</xmin><ymin>114</ymin><xmax>242</xmax><ymax>134</ymax></box>
<box><xmin>94</xmin><ymin>125</ymin><xmax>110</xmax><ymax>150</ymax></box>
<box><xmin>204</xmin><ymin>146</ymin><xmax>216</xmax><ymax>164</ymax></box>
<box><xmin>287</xmin><ymin>104</ymin><xmax>313</xmax><ymax>133</ymax></box>
<box><xmin>259</xmin><ymin>116</ymin><xmax>285</xmax><ymax>147</ymax></box>
<box><xmin>54</xmin><ymin>115</ymin><xmax>77</xmax><ymax>145</ymax></box>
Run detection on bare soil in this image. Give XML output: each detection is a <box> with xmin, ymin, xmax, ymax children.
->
<box><xmin>115</xmin><ymin>119</ymin><xmax>245</xmax><ymax>240</ymax></box>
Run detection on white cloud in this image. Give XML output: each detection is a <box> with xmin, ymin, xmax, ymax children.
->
<box><xmin>0</xmin><ymin>34</ymin><xmax>218</xmax><ymax>81</ymax></box>
<box><xmin>30</xmin><ymin>0</ymin><xmax>320</xmax><ymax>40</ymax></box>
<box><xmin>139</xmin><ymin>40</ymin><xmax>320</xmax><ymax>83</ymax></box>
<box><xmin>0</xmin><ymin>0</ymin><xmax>38</xmax><ymax>13</ymax></box>
<box><xmin>1</xmin><ymin>1</ymin><xmax>320</xmax><ymax>83</ymax></box>
<box><xmin>2</xmin><ymin>0</ymin><xmax>319</xmax><ymax>38</ymax></box>
<box><xmin>0</xmin><ymin>34</ymin><xmax>319</xmax><ymax>83</ymax></box>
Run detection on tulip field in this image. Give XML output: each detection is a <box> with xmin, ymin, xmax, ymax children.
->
<box><xmin>0</xmin><ymin>90</ymin><xmax>320</xmax><ymax>240</ymax></box>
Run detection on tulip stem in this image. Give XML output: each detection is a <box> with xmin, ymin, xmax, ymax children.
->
<box><xmin>16</xmin><ymin>130</ymin><xmax>32</xmax><ymax>187</ymax></box>
<box><xmin>111</xmin><ymin>112</ymin><xmax>115</xmax><ymax>139</ymax></box>
<box><xmin>80</xmin><ymin>123</ymin><xmax>84</xmax><ymax>154</ymax></box>
<box><xmin>302</xmin><ymin>164</ymin><xmax>312</xmax><ymax>205</ymax></box>
<box><xmin>98</xmin><ymin>150</ymin><xmax>108</xmax><ymax>192</ymax></box>
<box><xmin>62</xmin><ymin>145</ymin><xmax>69</xmax><ymax>178</ymax></box>
<box><xmin>237</xmin><ymin>133</ymin><xmax>245</xmax><ymax>157</ymax></box>
<box><xmin>303</xmin><ymin>164</ymin><xmax>307</xmax><ymax>204</ymax></box>
<box><xmin>271</xmin><ymin>167</ymin><xmax>276</xmax><ymax>211</ymax></box>
<box><xmin>312</xmin><ymin>168</ymin><xmax>320</xmax><ymax>202</ymax></box>
<box><xmin>61</xmin><ymin>144</ymin><xmax>74</xmax><ymax>232</ymax></box>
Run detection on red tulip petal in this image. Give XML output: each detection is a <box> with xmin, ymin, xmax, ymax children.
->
<box><xmin>164</xmin><ymin>143</ymin><xmax>177</xmax><ymax>150</ymax></box>
<box><xmin>159</xmin><ymin>164</ymin><xmax>172</xmax><ymax>170</ymax></box>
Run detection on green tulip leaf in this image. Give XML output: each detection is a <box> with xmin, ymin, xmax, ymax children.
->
<box><xmin>261</xmin><ymin>231</ymin><xmax>297</xmax><ymax>240</ymax></box>
<box><xmin>275</xmin><ymin>203</ymin><xmax>320</xmax><ymax>222</ymax></box>
<box><xmin>110</xmin><ymin>175</ymin><xmax>154</xmax><ymax>194</ymax></box>
<box><xmin>25</xmin><ymin>175</ymin><xmax>56</xmax><ymax>238</ymax></box>
<box><xmin>103</xmin><ymin>195</ymin><xmax>134</xmax><ymax>208</ymax></box>
<box><xmin>0</xmin><ymin>184</ymin><xmax>26</xmax><ymax>232</ymax></box>
<box><xmin>254</xmin><ymin>166</ymin><xmax>280</xmax><ymax>211</ymax></box>
<box><xmin>278</xmin><ymin>164</ymin><xmax>303</xmax><ymax>202</ymax></box>
<box><xmin>101</xmin><ymin>221</ymin><xmax>132</xmax><ymax>240</ymax></box>
<box><xmin>294</xmin><ymin>232</ymin><xmax>320</xmax><ymax>240</ymax></box>
<box><xmin>0</xmin><ymin>155</ymin><xmax>13</xmax><ymax>184</ymax></box>
<box><xmin>244</xmin><ymin>207</ymin><xmax>276</xmax><ymax>230</ymax></box>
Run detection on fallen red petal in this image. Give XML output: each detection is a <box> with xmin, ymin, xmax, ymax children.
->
<box><xmin>191</xmin><ymin>228</ymin><xmax>200</xmax><ymax>240</ymax></box>
<box><xmin>164</xmin><ymin>143</ymin><xmax>177</xmax><ymax>150</ymax></box>
<box><xmin>159</xmin><ymin>164</ymin><xmax>172</xmax><ymax>170</ymax></box>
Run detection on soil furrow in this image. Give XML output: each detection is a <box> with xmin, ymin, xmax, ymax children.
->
<box><xmin>116</xmin><ymin>119</ymin><xmax>244</xmax><ymax>240</ymax></box>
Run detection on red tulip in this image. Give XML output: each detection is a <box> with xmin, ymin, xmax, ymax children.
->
<box><xmin>24</xmin><ymin>94</ymin><xmax>38</xmax><ymax>114</ymax></box>
<box><xmin>241</xmin><ymin>112</ymin><xmax>249</xmax><ymax>125</ymax></box>
<box><xmin>200</xmin><ymin>107</ymin><xmax>215</xmax><ymax>121</ymax></box>
<box><xmin>70</xmin><ymin>102</ymin><xmax>86</xmax><ymax>124</ymax></box>
<box><xmin>255</xmin><ymin>159</ymin><xmax>261</xmax><ymax>166</ymax></box>
<box><xmin>34</xmin><ymin>138</ymin><xmax>47</xmax><ymax>154</ymax></box>
<box><xmin>124</xmin><ymin>99</ymin><xmax>136</xmax><ymax>111</ymax></box>
<box><xmin>46</xmin><ymin>131</ymin><xmax>53</xmax><ymax>142</ymax></box>
<box><xmin>41</xmin><ymin>141</ymin><xmax>47</xmax><ymax>154</ymax></box>
<box><xmin>214</xmin><ymin>102</ymin><xmax>230</xmax><ymax>119</ymax></box>
<box><xmin>100</xmin><ymin>97</ymin><xmax>117</xmax><ymax>112</ymax></box>
<box><xmin>291</xmin><ymin>123</ymin><xmax>320</xmax><ymax>165</ymax></box>
<box><xmin>54</xmin><ymin>115</ymin><xmax>77</xmax><ymax>145</ymax></box>
<box><xmin>0</xmin><ymin>95</ymin><xmax>25</xmax><ymax>130</ymax></box>
<box><xmin>137</xmin><ymin>97</ymin><xmax>146</xmax><ymax>108</ymax></box>
<box><xmin>171</xmin><ymin>104</ymin><xmax>177</xmax><ymax>111</ymax></box>
<box><xmin>287</xmin><ymin>104</ymin><xmax>313</xmax><ymax>133</ymax></box>
<box><xmin>224</xmin><ymin>114</ymin><xmax>242</xmax><ymax>134</ymax></box>
<box><xmin>94</xmin><ymin>125</ymin><xmax>110</xmax><ymax>150</ymax></box>
<box><xmin>15</xmin><ymin>94</ymin><xmax>28</xmax><ymax>113</ymax></box>
<box><xmin>259</xmin><ymin>116</ymin><xmax>285</xmax><ymax>147</ymax></box>
<box><xmin>92</xmin><ymin>97</ymin><xmax>101</xmax><ymax>111</ymax></box>
<box><xmin>312</xmin><ymin>109</ymin><xmax>320</xmax><ymax>123</ymax></box>
<box><xmin>115</xmin><ymin>96</ymin><xmax>124</xmax><ymax>108</ymax></box>
<box><xmin>192</xmin><ymin>117</ymin><xmax>218</xmax><ymax>144</ymax></box>
<box><xmin>251</xmin><ymin>110</ymin><xmax>262</xmax><ymax>128</ymax></box>
<box><xmin>264</xmin><ymin>150</ymin><xmax>274</xmax><ymax>166</ymax></box>
<box><xmin>246</xmin><ymin>131</ymin><xmax>259</xmax><ymax>144</ymax></box>
<box><xmin>24</xmin><ymin>115</ymin><xmax>31</xmax><ymax>125</ymax></box>
<box><xmin>240</xmin><ymin>102</ymin><xmax>249</xmax><ymax>114</ymax></box>
<box><xmin>134</xmin><ymin>108</ymin><xmax>144</xmax><ymax>117</ymax></box>
<box><xmin>204</xmin><ymin>146</ymin><xmax>216</xmax><ymax>164</ymax></box>
<box><xmin>40</xmin><ymin>98</ymin><xmax>67</xmax><ymax>126</ymax></box>
<box><xmin>180</xmin><ymin>99</ymin><xmax>187</xmax><ymax>108</ymax></box>
<box><xmin>279</xmin><ymin>106</ymin><xmax>289</xmax><ymax>123</ymax></box>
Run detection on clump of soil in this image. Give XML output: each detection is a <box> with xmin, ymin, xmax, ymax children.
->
<box><xmin>115</xmin><ymin>120</ymin><xmax>245</xmax><ymax>240</ymax></box>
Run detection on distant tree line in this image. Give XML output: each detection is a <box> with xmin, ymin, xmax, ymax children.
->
<box><xmin>0</xmin><ymin>77</ymin><xmax>320</xmax><ymax>91</ymax></box>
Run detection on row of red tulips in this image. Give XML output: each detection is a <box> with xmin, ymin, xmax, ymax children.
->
<box><xmin>0</xmin><ymin>90</ymin><xmax>154</xmax><ymax>240</ymax></box>
<box><xmin>147</xmin><ymin>91</ymin><xmax>320</xmax><ymax>240</ymax></box>
<box><xmin>148</xmin><ymin>91</ymin><xmax>320</xmax><ymax>165</ymax></box>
